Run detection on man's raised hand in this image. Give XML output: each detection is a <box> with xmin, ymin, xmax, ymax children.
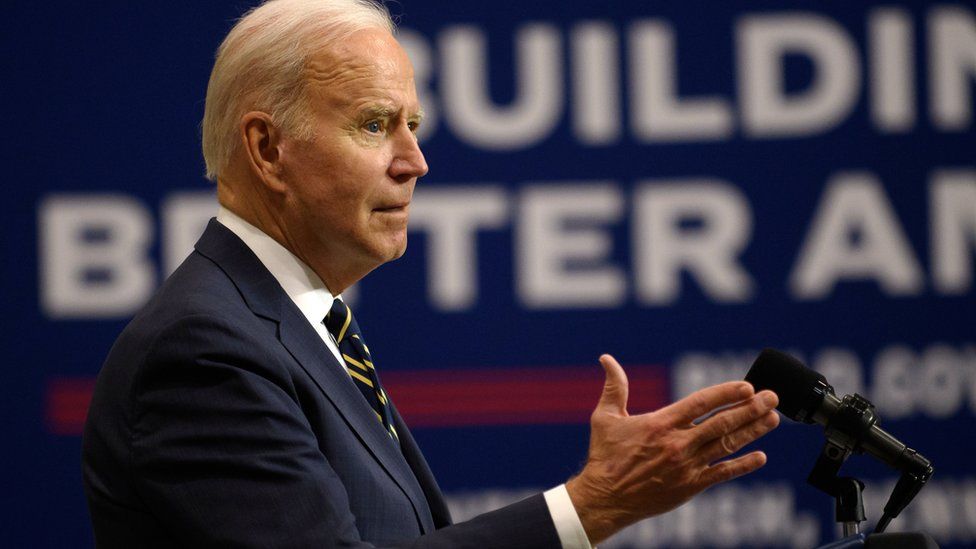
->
<box><xmin>565</xmin><ymin>354</ymin><xmax>780</xmax><ymax>545</ymax></box>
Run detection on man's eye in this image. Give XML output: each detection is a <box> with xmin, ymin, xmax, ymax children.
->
<box><xmin>365</xmin><ymin>121</ymin><xmax>382</xmax><ymax>133</ymax></box>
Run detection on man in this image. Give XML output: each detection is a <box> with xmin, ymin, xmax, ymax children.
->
<box><xmin>82</xmin><ymin>0</ymin><xmax>780</xmax><ymax>547</ymax></box>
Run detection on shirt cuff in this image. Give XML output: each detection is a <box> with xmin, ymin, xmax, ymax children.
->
<box><xmin>543</xmin><ymin>484</ymin><xmax>593</xmax><ymax>549</ymax></box>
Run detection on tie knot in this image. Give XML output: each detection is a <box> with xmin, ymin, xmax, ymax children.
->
<box><xmin>324</xmin><ymin>298</ymin><xmax>354</xmax><ymax>344</ymax></box>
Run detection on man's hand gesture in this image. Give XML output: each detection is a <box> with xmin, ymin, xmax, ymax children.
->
<box><xmin>566</xmin><ymin>354</ymin><xmax>780</xmax><ymax>545</ymax></box>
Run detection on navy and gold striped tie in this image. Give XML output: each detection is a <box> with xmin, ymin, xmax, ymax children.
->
<box><xmin>324</xmin><ymin>298</ymin><xmax>399</xmax><ymax>443</ymax></box>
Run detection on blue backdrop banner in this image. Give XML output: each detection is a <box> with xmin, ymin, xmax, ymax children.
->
<box><xmin>4</xmin><ymin>1</ymin><xmax>975</xmax><ymax>547</ymax></box>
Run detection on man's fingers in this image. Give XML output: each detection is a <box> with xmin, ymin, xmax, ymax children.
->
<box><xmin>691</xmin><ymin>390</ymin><xmax>778</xmax><ymax>446</ymax></box>
<box><xmin>596</xmin><ymin>354</ymin><xmax>629</xmax><ymax>416</ymax></box>
<box><xmin>658</xmin><ymin>381</ymin><xmax>755</xmax><ymax>427</ymax></box>
<box><xmin>697</xmin><ymin>451</ymin><xmax>768</xmax><ymax>488</ymax></box>
<box><xmin>696</xmin><ymin>411</ymin><xmax>779</xmax><ymax>465</ymax></box>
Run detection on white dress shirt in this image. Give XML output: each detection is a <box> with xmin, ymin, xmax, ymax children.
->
<box><xmin>216</xmin><ymin>206</ymin><xmax>592</xmax><ymax>549</ymax></box>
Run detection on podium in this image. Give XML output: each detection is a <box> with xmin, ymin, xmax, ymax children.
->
<box><xmin>817</xmin><ymin>532</ymin><xmax>939</xmax><ymax>548</ymax></box>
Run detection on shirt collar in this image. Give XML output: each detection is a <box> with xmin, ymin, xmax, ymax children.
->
<box><xmin>216</xmin><ymin>206</ymin><xmax>337</xmax><ymax>325</ymax></box>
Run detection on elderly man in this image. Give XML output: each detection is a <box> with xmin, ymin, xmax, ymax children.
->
<box><xmin>82</xmin><ymin>0</ymin><xmax>780</xmax><ymax>547</ymax></box>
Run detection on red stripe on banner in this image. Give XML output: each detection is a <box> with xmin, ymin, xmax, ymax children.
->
<box><xmin>382</xmin><ymin>365</ymin><xmax>668</xmax><ymax>428</ymax></box>
<box><xmin>46</xmin><ymin>377</ymin><xmax>97</xmax><ymax>436</ymax></box>
<box><xmin>45</xmin><ymin>365</ymin><xmax>668</xmax><ymax>434</ymax></box>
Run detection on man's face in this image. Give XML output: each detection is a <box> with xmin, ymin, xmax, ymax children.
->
<box><xmin>278</xmin><ymin>28</ymin><xmax>427</xmax><ymax>284</ymax></box>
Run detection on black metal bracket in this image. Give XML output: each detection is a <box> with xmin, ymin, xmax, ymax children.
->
<box><xmin>806</xmin><ymin>394</ymin><xmax>878</xmax><ymax>536</ymax></box>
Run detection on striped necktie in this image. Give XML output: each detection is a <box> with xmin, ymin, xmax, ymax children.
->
<box><xmin>324</xmin><ymin>298</ymin><xmax>399</xmax><ymax>443</ymax></box>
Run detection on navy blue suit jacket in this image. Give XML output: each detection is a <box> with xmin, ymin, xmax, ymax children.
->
<box><xmin>83</xmin><ymin>220</ymin><xmax>561</xmax><ymax>548</ymax></box>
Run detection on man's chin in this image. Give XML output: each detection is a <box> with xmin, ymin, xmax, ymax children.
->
<box><xmin>388</xmin><ymin>240</ymin><xmax>408</xmax><ymax>261</ymax></box>
<box><xmin>374</xmin><ymin>234</ymin><xmax>408</xmax><ymax>264</ymax></box>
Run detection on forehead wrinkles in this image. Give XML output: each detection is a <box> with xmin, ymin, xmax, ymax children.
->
<box><xmin>304</xmin><ymin>35</ymin><xmax>415</xmax><ymax>110</ymax></box>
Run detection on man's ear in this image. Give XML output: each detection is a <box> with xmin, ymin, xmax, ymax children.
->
<box><xmin>240</xmin><ymin>112</ymin><xmax>287</xmax><ymax>193</ymax></box>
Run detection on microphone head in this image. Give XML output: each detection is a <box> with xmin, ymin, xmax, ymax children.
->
<box><xmin>745</xmin><ymin>348</ymin><xmax>832</xmax><ymax>423</ymax></box>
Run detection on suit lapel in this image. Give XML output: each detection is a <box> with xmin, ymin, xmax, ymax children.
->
<box><xmin>277</xmin><ymin>308</ymin><xmax>436</xmax><ymax>533</ymax></box>
<box><xmin>392</xmin><ymin>405</ymin><xmax>450</xmax><ymax>529</ymax></box>
<box><xmin>194</xmin><ymin>219</ymin><xmax>435</xmax><ymax>533</ymax></box>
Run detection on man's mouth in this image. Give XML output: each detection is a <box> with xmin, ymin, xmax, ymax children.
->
<box><xmin>374</xmin><ymin>203</ymin><xmax>409</xmax><ymax>212</ymax></box>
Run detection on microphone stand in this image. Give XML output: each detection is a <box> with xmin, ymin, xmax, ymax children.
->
<box><xmin>807</xmin><ymin>438</ymin><xmax>866</xmax><ymax>537</ymax></box>
<box><xmin>807</xmin><ymin>393</ymin><xmax>876</xmax><ymax>537</ymax></box>
<box><xmin>808</xmin><ymin>394</ymin><xmax>937</xmax><ymax>548</ymax></box>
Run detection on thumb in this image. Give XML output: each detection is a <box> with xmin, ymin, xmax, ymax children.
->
<box><xmin>597</xmin><ymin>354</ymin><xmax>629</xmax><ymax>416</ymax></box>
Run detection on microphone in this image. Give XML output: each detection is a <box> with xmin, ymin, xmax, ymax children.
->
<box><xmin>745</xmin><ymin>348</ymin><xmax>933</xmax><ymax>532</ymax></box>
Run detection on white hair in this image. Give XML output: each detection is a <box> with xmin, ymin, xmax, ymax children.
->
<box><xmin>201</xmin><ymin>0</ymin><xmax>395</xmax><ymax>181</ymax></box>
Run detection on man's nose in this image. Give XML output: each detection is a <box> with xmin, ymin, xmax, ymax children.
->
<box><xmin>389</xmin><ymin>129</ymin><xmax>428</xmax><ymax>181</ymax></box>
